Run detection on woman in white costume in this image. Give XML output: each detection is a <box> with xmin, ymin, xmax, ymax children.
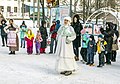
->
<box><xmin>55</xmin><ymin>16</ymin><xmax>78</xmax><ymax>76</ymax></box>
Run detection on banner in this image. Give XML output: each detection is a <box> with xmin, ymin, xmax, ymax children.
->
<box><xmin>50</xmin><ymin>6</ymin><xmax>70</xmax><ymax>25</ymax></box>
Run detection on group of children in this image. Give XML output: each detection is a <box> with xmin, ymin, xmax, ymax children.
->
<box><xmin>19</xmin><ymin>21</ymin><xmax>43</xmax><ymax>55</ymax></box>
<box><xmin>21</xmin><ymin>28</ymin><xmax>43</xmax><ymax>55</ymax></box>
<box><xmin>81</xmin><ymin>33</ymin><xmax>107</xmax><ymax>67</ymax></box>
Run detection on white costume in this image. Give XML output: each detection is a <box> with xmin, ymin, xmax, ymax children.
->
<box><xmin>55</xmin><ymin>17</ymin><xmax>78</xmax><ymax>72</ymax></box>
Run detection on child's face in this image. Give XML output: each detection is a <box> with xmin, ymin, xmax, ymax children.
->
<box><xmin>28</xmin><ymin>30</ymin><xmax>31</xmax><ymax>34</ymax></box>
<box><xmin>89</xmin><ymin>38</ymin><xmax>92</xmax><ymax>41</ymax></box>
<box><xmin>2</xmin><ymin>21</ymin><xmax>5</xmax><ymax>24</ymax></box>
<box><xmin>37</xmin><ymin>31</ymin><xmax>40</xmax><ymax>33</ymax></box>
<box><xmin>98</xmin><ymin>37</ymin><xmax>102</xmax><ymax>41</ymax></box>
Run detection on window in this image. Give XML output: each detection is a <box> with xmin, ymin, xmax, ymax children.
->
<box><xmin>14</xmin><ymin>7</ymin><xmax>17</xmax><ymax>12</ymax></box>
<box><xmin>0</xmin><ymin>6</ymin><xmax>4</xmax><ymax>12</ymax></box>
<box><xmin>28</xmin><ymin>0</ymin><xmax>30</xmax><ymax>2</ymax></box>
<box><xmin>34</xmin><ymin>0</ymin><xmax>37</xmax><ymax>2</ymax></box>
<box><xmin>7</xmin><ymin>6</ymin><xmax>11</xmax><ymax>12</ymax></box>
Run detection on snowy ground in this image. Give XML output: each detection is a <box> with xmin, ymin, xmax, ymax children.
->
<box><xmin>0</xmin><ymin>41</ymin><xmax>120</xmax><ymax>84</ymax></box>
<box><xmin>0</xmin><ymin>21</ymin><xmax>120</xmax><ymax>84</ymax></box>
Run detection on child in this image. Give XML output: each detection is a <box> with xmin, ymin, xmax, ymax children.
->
<box><xmin>25</xmin><ymin>29</ymin><xmax>34</xmax><ymax>55</ymax></box>
<box><xmin>20</xmin><ymin>21</ymin><xmax>27</xmax><ymax>48</ymax></box>
<box><xmin>97</xmin><ymin>35</ymin><xmax>107</xmax><ymax>67</ymax></box>
<box><xmin>35</xmin><ymin>30</ymin><xmax>43</xmax><ymax>55</ymax></box>
<box><xmin>86</xmin><ymin>35</ymin><xmax>95</xmax><ymax>66</ymax></box>
<box><xmin>80</xmin><ymin>31</ymin><xmax>89</xmax><ymax>63</ymax></box>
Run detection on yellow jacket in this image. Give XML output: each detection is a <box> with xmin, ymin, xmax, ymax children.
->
<box><xmin>97</xmin><ymin>40</ymin><xmax>107</xmax><ymax>53</ymax></box>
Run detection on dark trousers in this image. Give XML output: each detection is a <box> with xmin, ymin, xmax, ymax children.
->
<box><xmin>98</xmin><ymin>52</ymin><xmax>105</xmax><ymax>66</ymax></box>
<box><xmin>73</xmin><ymin>43</ymin><xmax>79</xmax><ymax>57</ymax></box>
<box><xmin>1</xmin><ymin>35</ymin><xmax>7</xmax><ymax>46</ymax></box>
<box><xmin>111</xmin><ymin>51</ymin><xmax>117</xmax><ymax>61</ymax></box>
<box><xmin>50</xmin><ymin>38</ymin><xmax>57</xmax><ymax>53</ymax></box>
<box><xmin>87</xmin><ymin>53</ymin><xmax>94</xmax><ymax>64</ymax></box>
<box><xmin>21</xmin><ymin>38</ymin><xmax>25</xmax><ymax>47</ymax></box>
<box><xmin>80</xmin><ymin>48</ymin><xmax>87</xmax><ymax>62</ymax></box>
<box><xmin>105</xmin><ymin>52</ymin><xmax>111</xmax><ymax>64</ymax></box>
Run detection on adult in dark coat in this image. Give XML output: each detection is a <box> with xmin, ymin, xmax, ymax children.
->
<box><xmin>0</xmin><ymin>19</ymin><xmax>7</xmax><ymax>47</ymax></box>
<box><xmin>100</xmin><ymin>22</ymin><xmax>114</xmax><ymax>65</ymax></box>
<box><xmin>111</xmin><ymin>24</ymin><xmax>119</xmax><ymax>62</ymax></box>
<box><xmin>39</xmin><ymin>20</ymin><xmax>48</xmax><ymax>53</ymax></box>
<box><xmin>71</xmin><ymin>14</ymin><xmax>83</xmax><ymax>61</ymax></box>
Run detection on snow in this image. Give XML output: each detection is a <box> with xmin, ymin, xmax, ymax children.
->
<box><xmin>0</xmin><ymin>20</ymin><xmax>120</xmax><ymax>84</ymax></box>
<box><xmin>0</xmin><ymin>46</ymin><xmax>120</xmax><ymax>84</ymax></box>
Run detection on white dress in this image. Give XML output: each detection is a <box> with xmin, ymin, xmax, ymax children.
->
<box><xmin>55</xmin><ymin>25</ymin><xmax>78</xmax><ymax>72</ymax></box>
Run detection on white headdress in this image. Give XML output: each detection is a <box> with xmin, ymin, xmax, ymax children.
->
<box><xmin>64</xmin><ymin>16</ymin><xmax>71</xmax><ymax>23</ymax></box>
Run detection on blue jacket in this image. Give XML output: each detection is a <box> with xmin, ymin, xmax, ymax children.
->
<box><xmin>87</xmin><ymin>40</ymin><xmax>95</xmax><ymax>54</ymax></box>
<box><xmin>55</xmin><ymin>20</ymin><xmax>61</xmax><ymax>31</ymax></box>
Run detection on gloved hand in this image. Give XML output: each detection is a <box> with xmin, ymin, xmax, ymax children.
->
<box><xmin>83</xmin><ymin>40</ymin><xmax>86</xmax><ymax>43</ymax></box>
<box><xmin>105</xmin><ymin>51</ymin><xmax>108</xmax><ymax>54</ymax></box>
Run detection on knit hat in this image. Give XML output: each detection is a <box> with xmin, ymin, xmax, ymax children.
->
<box><xmin>89</xmin><ymin>35</ymin><xmax>94</xmax><ymax>40</ymax></box>
<box><xmin>1</xmin><ymin>19</ymin><xmax>7</xmax><ymax>24</ymax></box>
<box><xmin>98</xmin><ymin>34</ymin><xmax>103</xmax><ymax>38</ymax></box>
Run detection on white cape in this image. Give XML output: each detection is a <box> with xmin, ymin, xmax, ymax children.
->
<box><xmin>55</xmin><ymin>25</ymin><xmax>78</xmax><ymax>72</ymax></box>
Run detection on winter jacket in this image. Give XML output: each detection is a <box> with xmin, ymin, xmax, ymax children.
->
<box><xmin>55</xmin><ymin>20</ymin><xmax>61</xmax><ymax>31</ymax></box>
<box><xmin>50</xmin><ymin>24</ymin><xmax>57</xmax><ymax>39</ymax></box>
<box><xmin>97</xmin><ymin>40</ymin><xmax>107</xmax><ymax>54</ymax></box>
<box><xmin>25</xmin><ymin>33</ymin><xmax>34</xmax><ymax>48</ymax></box>
<box><xmin>72</xmin><ymin>22</ymin><xmax>83</xmax><ymax>47</ymax></box>
<box><xmin>81</xmin><ymin>32</ymin><xmax>89</xmax><ymax>48</ymax></box>
<box><xmin>87</xmin><ymin>40</ymin><xmax>95</xmax><ymax>54</ymax></box>
<box><xmin>39</xmin><ymin>26</ymin><xmax>48</xmax><ymax>48</ymax></box>
<box><xmin>20</xmin><ymin>25</ymin><xmax>27</xmax><ymax>38</ymax></box>
<box><xmin>103</xmin><ymin>29</ymin><xmax>114</xmax><ymax>52</ymax></box>
<box><xmin>0</xmin><ymin>24</ymin><xmax>7</xmax><ymax>35</ymax></box>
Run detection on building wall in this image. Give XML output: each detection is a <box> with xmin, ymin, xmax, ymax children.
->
<box><xmin>0</xmin><ymin>0</ymin><xmax>36</xmax><ymax>19</ymax></box>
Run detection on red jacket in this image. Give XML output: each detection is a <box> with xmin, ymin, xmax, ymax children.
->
<box><xmin>50</xmin><ymin>24</ymin><xmax>57</xmax><ymax>39</ymax></box>
<box><xmin>25</xmin><ymin>37</ymin><xmax>34</xmax><ymax>48</ymax></box>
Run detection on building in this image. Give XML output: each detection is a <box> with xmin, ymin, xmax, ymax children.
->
<box><xmin>0</xmin><ymin>0</ymin><xmax>38</xmax><ymax>19</ymax></box>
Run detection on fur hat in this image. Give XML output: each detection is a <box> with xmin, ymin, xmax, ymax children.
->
<box><xmin>1</xmin><ymin>19</ymin><xmax>6</xmax><ymax>24</ymax></box>
<box><xmin>64</xmin><ymin>16</ymin><xmax>71</xmax><ymax>23</ymax></box>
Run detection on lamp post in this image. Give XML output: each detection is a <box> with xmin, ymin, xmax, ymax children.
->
<box><xmin>83</xmin><ymin>0</ymin><xmax>85</xmax><ymax>23</ymax></box>
<box><xmin>70</xmin><ymin>0</ymin><xmax>72</xmax><ymax>17</ymax></box>
<box><xmin>22</xmin><ymin>0</ymin><xmax>24</xmax><ymax>20</ymax></box>
<box><xmin>33</xmin><ymin>0</ymin><xmax>35</xmax><ymax>28</ymax></box>
<box><xmin>56</xmin><ymin>0</ymin><xmax>59</xmax><ymax>7</ymax></box>
<box><xmin>40</xmin><ymin>0</ymin><xmax>45</xmax><ymax>21</ymax></box>
<box><xmin>37</xmin><ymin>0</ymin><xmax>40</xmax><ymax>28</ymax></box>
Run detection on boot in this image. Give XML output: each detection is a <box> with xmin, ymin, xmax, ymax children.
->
<box><xmin>97</xmin><ymin>65</ymin><xmax>103</xmax><ymax>67</ymax></box>
<box><xmin>9</xmin><ymin>51</ymin><xmax>13</xmax><ymax>55</ymax></box>
<box><xmin>13</xmin><ymin>51</ymin><xmax>15</xmax><ymax>55</ymax></box>
<box><xmin>74</xmin><ymin>56</ymin><xmax>79</xmax><ymax>61</ymax></box>
<box><xmin>60</xmin><ymin>71</ymin><xmax>67</xmax><ymax>75</ymax></box>
<box><xmin>64</xmin><ymin>71</ymin><xmax>72</xmax><ymax>76</ymax></box>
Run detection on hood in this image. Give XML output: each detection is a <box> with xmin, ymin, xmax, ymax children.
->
<box><xmin>56</xmin><ymin>20</ymin><xmax>60</xmax><ymax>24</ymax></box>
